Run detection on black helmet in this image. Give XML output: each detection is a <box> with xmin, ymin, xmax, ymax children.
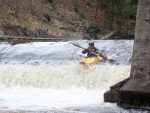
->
<box><xmin>89</xmin><ymin>42</ymin><xmax>94</xmax><ymax>46</ymax></box>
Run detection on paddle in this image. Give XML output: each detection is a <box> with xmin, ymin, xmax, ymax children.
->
<box><xmin>71</xmin><ymin>42</ymin><xmax>106</xmax><ymax>59</ymax></box>
<box><xmin>71</xmin><ymin>43</ymin><xmax>87</xmax><ymax>50</ymax></box>
<box><xmin>71</xmin><ymin>42</ymin><xmax>99</xmax><ymax>55</ymax></box>
<box><xmin>71</xmin><ymin>42</ymin><xmax>117</xmax><ymax>64</ymax></box>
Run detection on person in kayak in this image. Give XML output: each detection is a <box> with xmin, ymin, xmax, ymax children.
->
<box><xmin>82</xmin><ymin>42</ymin><xmax>107</xmax><ymax>60</ymax></box>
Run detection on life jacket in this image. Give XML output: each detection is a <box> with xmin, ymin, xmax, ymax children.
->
<box><xmin>82</xmin><ymin>47</ymin><xmax>98</xmax><ymax>58</ymax></box>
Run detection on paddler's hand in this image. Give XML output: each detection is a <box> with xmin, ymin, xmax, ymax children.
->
<box><xmin>99</xmin><ymin>52</ymin><xmax>107</xmax><ymax>60</ymax></box>
<box><xmin>82</xmin><ymin>49</ymin><xmax>89</xmax><ymax>54</ymax></box>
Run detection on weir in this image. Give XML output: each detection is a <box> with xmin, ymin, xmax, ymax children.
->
<box><xmin>104</xmin><ymin>0</ymin><xmax>150</xmax><ymax>109</ymax></box>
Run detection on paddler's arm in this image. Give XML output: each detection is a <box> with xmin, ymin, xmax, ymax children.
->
<box><xmin>82</xmin><ymin>49</ymin><xmax>89</xmax><ymax>54</ymax></box>
<box><xmin>96</xmin><ymin>50</ymin><xmax>107</xmax><ymax>61</ymax></box>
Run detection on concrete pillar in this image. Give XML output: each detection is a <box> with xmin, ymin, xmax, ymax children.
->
<box><xmin>130</xmin><ymin>0</ymin><xmax>150</xmax><ymax>78</ymax></box>
<box><xmin>104</xmin><ymin>0</ymin><xmax>150</xmax><ymax>109</ymax></box>
<box><xmin>118</xmin><ymin>0</ymin><xmax>150</xmax><ymax>109</ymax></box>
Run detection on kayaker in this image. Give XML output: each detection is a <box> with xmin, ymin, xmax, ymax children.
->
<box><xmin>82</xmin><ymin>42</ymin><xmax>107</xmax><ymax>60</ymax></box>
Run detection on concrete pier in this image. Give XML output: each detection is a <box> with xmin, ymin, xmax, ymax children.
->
<box><xmin>104</xmin><ymin>0</ymin><xmax>150</xmax><ymax>109</ymax></box>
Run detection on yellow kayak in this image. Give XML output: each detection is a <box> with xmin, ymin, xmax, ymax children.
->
<box><xmin>81</xmin><ymin>56</ymin><xmax>103</xmax><ymax>65</ymax></box>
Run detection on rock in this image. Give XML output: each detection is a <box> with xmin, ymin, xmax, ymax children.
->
<box><xmin>86</xmin><ymin>24</ymin><xmax>100</xmax><ymax>34</ymax></box>
<box><xmin>82</xmin><ymin>33</ymin><xmax>98</xmax><ymax>40</ymax></box>
<box><xmin>53</xmin><ymin>19</ymin><xmax>63</xmax><ymax>28</ymax></box>
<box><xmin>2</xmin><ymin>25</ymin><xmax>28</xmax><ymax>37</ymax></box>
<box><xmin>31</xmin><ymin>29</ymin><xmax>50</xmax><ymax>38</ymax></box>
<box><xmin>104</xmin><ymin>91</ymin><xmax>113</xmax><ymax>102</ymax></box>
<box><xmin>42</xmin><ymin>13</ymin><xmax>51</xmax><ymax>23</ymax></box>
<box><xmin>0</xmin><ymin>29</ymin><xmax>4</xmax><ymax>36</ymax></box>
<box><xmin>45</xmin><ymin>0</ymin><xmax>54</xmax><ymax>3</ymax></box>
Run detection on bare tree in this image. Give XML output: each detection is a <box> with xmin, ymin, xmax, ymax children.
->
<box><xmin>74</xmin><ymin>0</ymin><xmax>79</xmax><ymax>12</ymax></box>
<box><xmin>15</xmin><ymin>0</ymin><xmax>19</xmax><ymax>18</ymax></box>
<box><xmin>29</xmin><ymin>0</ymin><xmax>33</xmax><ymax>15</ymax></box>
<box><xmin>94</xmin><ymin>2</ymin><xmax>99</xmax><ymax>19</ymax></box>
<box><xmin>63</xmin><ymin>0</ymin><xmax>67</xmax><ymax>13</ymax></box>
<box><xmin>53</xmin><ymin>0</ymin><xmax>57</xmax><ymax>4</ymax></box>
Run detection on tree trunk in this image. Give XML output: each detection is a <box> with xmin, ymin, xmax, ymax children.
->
<box><xmin>40</xmin><ymin>0</ymin><xmax>43</xmax><ymax>11</ymax></box>
<box><xmin>64</xmin><ymin>0</ymin><xmax>66</xmax><ymax>13</ymax></box>
<box><xmin>110</xmin><ymin>0</ymin><xmax>114</xmax><ymax>30</ymax></box>
<box><xmin>118</xmin><ymin>2</ymin><xmax>124</xmax><ymax>35</ymax></box>
<box><xmin>29</xmin><ymin>0</ymin><xmax>33</xmax><ymax>15</ymax></box>
<box><xmin>87</xmin><ymin>0</ymin><xmax>92</xmax><ymax>6</ymax></box>
<box><xmin>125</xmin><ymin>4</ymin><xmax>131</xmax><ymax>36</ymax></box>
<box><xmin>53</xmin><ymin>0</ymin><xmax>57</xmax><ymax>4</ymax></box>
<box><xmin>125</xmin><ymin>13</ymin><xmax>129</xmax><ymax>36</ymax></box>
<box><xmin>94</xmin><ymin>3</ymin><xmax>99</xmax><ymax>19</ymax></box>
<box><xmin>101</xmin><ymin>29</ymin><xmax>117</xmax><ymax>40</ymax></box>
<box><xmin>15</xmin><ymin>0</ymin><xmax>19</xmax><ymax>18</ymax></box>
<box><xmin>74</xmin><ymin>0</ymin><xmax>79</xmax><ymax>12</ymax></box>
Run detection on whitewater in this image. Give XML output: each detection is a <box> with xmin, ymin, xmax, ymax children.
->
<box><xmin>0</xmin><ymin>40</ymin><xmax>147</xmax><ymax>113</ymax></box>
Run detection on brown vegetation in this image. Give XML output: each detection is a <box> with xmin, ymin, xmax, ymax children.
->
<box><xmin>0</xmin><ymin>0</ymin><xmax>136</xmax><ymax>40</ymax></box>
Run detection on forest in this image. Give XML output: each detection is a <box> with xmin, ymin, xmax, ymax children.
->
<box><xmin>0</xmin><ymin>0</ymin><xmax>138</xmax><ymax>40</ymax></box>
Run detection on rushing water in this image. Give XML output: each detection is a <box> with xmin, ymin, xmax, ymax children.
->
<box><xmin>0</xmin><ymin>40</ymin><xmax>148</xmax><ymax>113</ymax></box>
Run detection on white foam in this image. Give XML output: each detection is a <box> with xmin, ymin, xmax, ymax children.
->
<box><xmin>0</xmin><ymin>64</ymin><xmax>132</xmax><ymax>112</ymax></box>
<box><xmin>0</xmin><ymin>40</ymin><xmax>133</xmax><ymax>65</ymax></box>
<box><xmin>0</xmin><ymin>65</ymin><xmax>130</xmax><ymax>90</ymax></box>
<box><xmin>0</xmin><ymin>41</ymin><xmax>144</xmax><ymax>112</ymax></box>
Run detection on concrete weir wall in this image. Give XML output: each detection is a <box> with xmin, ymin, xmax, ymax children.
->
<box><xmin>104</xmin><ymin>0</ymin><xmax>150</xmax><ymax>109</ymax></box>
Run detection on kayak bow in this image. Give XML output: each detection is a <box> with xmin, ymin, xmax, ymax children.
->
<box><xmin>81</xmin><ymin>56</ymin><xmax>103</xmax><ymax>65</ymax></box>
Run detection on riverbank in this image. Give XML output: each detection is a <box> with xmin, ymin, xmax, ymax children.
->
<box><xmin>0</xmin><ymin>0</ymin><xmax>136</xmax><ymax>40</ymax></box>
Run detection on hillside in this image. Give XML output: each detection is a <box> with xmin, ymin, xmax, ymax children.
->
<box><xmin>0</xmin><ymin>0</ymin><xmax>137</xmax><ymax>41</ymax></box>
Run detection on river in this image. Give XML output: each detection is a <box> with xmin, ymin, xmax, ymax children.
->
<box><xmin>0</xmin><ymin>40</ymin><xmax>147</xmax><ymax>113</ymax></box>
